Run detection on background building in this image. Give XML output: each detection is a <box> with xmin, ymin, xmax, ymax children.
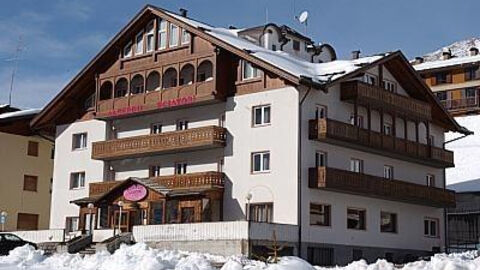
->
<box><xmin>0</xmin><ymin>105</ymin><xmax>54</xmax><ymax>231</ymax></box>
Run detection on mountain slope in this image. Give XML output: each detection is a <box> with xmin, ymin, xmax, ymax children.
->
<box><xmin>422</xmin><ymin>37</ymin><xmax>480</xmax><ymax>62</ymax></box>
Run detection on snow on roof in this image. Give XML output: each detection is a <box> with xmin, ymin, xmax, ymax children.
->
<box><xmin>0</xmin><ymin>108</ymin><xmax>41</xmax><ymax>120</ymax></box>
<box><xmin>414</xmin><ymin>54</ymin><xmax>480</xmax><ymax>71</ymax></box>
<box><xmin>164</xmin><ymin>9</ymin><xmax>385</xmax><ymax>84</ymax></box>
<box><xmin>448</xmin><ymin>179</ymin><xmax>480</xmax><ymax>193</ymax></box>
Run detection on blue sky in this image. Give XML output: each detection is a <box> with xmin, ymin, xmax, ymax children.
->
<box><xmin>1</xmin><ymin>0</ymin><xmax>479</xmax><ymax>109</ymax></box>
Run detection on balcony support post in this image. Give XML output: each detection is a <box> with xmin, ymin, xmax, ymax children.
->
<box><xmin>367</xmin><ymin>106</ymin><xmax>372</xmax><ymax>144</ymax></box>
<box><xmin>380</xmin><ymin>109</ymin><xmax>384</xmax><ymax>147</ymax></box>
<box><xmin>415</xmin><ymin>120</ymin><xmax>420</xmax><ymax>156</ymax></box>
<box><xmin>426</xmin><ymin>121</ymin><xmax>432</xmax><ymax>158</ymax></box>
<box><xmin>378</xmin><ymin>65</ymin><xmax>383</xmax><ymax>87</ymax></box>
<box><xmin>392</xmin><ymin>112</ymin><xmax>396</xmax><ymax>149</ymax></box>
<box><xmin>403</xmin><ymin>117</ymin><xmax>408</xmax><ymax>152</ymax></box>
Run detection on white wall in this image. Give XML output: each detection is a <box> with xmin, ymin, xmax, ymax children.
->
<box><xmin>50</xmin><ymin>120</ymin><xmax>106</xmax><ymax>229</ymax></box>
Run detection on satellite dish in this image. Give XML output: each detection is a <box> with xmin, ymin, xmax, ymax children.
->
<box><xmin>298</xmin><ymin>10</ymin><xmax>309</xmax><ymax>24</ymax></box>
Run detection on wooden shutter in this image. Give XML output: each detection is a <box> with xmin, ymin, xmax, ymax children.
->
<box><xmin>27</xmin><ymin>141</ymin><xmax>39</xmax><ymax>157</ymax></box>
<box><xmin>23</xmin><ymin>175</ymin><xmax>38</xmax><ymax>191</ymax></box>
<box><xmin>17</xmin><ymin>213</ymin><xmax>39</xmax><ymax>230</ymax></box>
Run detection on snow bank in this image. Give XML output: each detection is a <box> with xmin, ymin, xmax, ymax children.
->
<box><xmin>1</xmin><ymin>244</ymin><xmax>480</xmax><ymax>270</ymax></box>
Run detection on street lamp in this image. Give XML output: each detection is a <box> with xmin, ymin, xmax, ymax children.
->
<box><xmin>0</xmin><ymin>211</ymin><xmax>7</xmax><ymax>232</ymax></box>
<box><xmin>87</xmin><ymin>203</ymin><xmax>94</xmax><ymax>235</ymax></box>
<box><xmin>245</xmin><ymin>193</ymin><xmax>252</xmax><ymax>222</ymax></box>
<box><xmin>117</xmin><ymin>201</ymin><xmax>124</xmax><ymax>234</ymax></box>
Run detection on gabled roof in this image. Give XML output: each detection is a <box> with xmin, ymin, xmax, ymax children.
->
<box><xmin>31</xmin><ymin>4</ymin><xmax>468</xmax><ymax>134</ymax></box>
<box><xmin>414</xmin><ymin>54</ymin><xmax>480</xmax><ymax>72</ymax></box>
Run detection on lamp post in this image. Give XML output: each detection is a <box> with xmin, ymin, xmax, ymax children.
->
<box><xmin>0</xmin><ymin>211</ymin><xmax>7</xmax><ymax>232</ymax></box>
<box><xmin>87</xmin><ymin>203</ymin><xmax>94</xmax><ymax>235</ymax></box>
<box><xmin>245</xmin><ymin>193</ymin><xmax>252</xmax><ymax>222</ymax></box>
<box><xmin>117</xmin><ymin>201</ymin><xmax>124</xmax><ymax>235</ymax></box>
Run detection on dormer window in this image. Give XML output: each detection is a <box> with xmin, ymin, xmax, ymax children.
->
<box><xmin>181</xmin><ymin>29</ymin><xmax>191</xmax><ymax>45</ymax></box>
<box><xmin>169</xmin><ymin>24</ymin><xmax>179</xmax><ymax>47</ymax></box>
<box><xmin>158</xmin><ymin>19</ymin><xmax>167</xmax><ymax>49</ymax></box>
<box><xmin>123</xmin><ymin>41</ymin><xmax>133</xmax><ymax>58</ymax></box>
<box><xmin>383</xmin><ymin>80</ymin><xmax>396</xmax><ymax>93</ymax></box>
<box><xmin>135</xmin><ymin>31</ymin><xmax>144</xmax><ymax>55</ymax></box>
<box><xmin>146</xmin><ymin>22</ymin><xmax>155</xmax><ymax>52</ymax></box>
<box><xmin>242</xmin><ymin>61</ymin><xmax>261</xmax><ymax>80</ymax></box>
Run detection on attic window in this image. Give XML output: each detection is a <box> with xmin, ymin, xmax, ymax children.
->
<box><xmin>146</xmin><ymin>22</ymin><xmax>155</xmax><ymax>52</ymax></box>
<box><xmin>242</xmin><ymin>61</ymin><xmax>261</xmax><ymax>80</ymax></box>
<box><xmin>123</xmin><ymin>41</ymin><xmax>133</xmax><ymax>58</ymax></box>
<box><xmin>135</xmin><ymin>31</ymin><xmax>144</xmax><ymax>55</ymax></box>
<box><xmin>181</xmin><ymin>29</ymin><xmax>191</xmax><ymax>45</ymax></box>
<box><xmin>293</xmin><ymin>40</ymin><xmax>300</xmax><ymax>51</ymax></box>
<box><xmin>169</xmin><ymin>24</ymin><xmax>179</xmax><ymax>47</ymax></box>
<box><xmin>158</xmin><ymin>19</ymin><xmax>168</xmax><ymax>49</ymax></box>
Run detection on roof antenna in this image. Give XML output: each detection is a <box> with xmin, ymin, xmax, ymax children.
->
<box><xmin>6</xmin><ymin>35</ymin><xmax>24</xmax><ymax>106</ymax></box>
<box><xmin>295</xmin><ymin>10</ymin><xmax>309</xmax><ymax>34</ymax></box>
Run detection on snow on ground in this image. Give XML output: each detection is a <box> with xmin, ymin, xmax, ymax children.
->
<box><xmin>1</xmin><ymin>244</ymin><xmax>480</xmax><ymax>270</ymax></box>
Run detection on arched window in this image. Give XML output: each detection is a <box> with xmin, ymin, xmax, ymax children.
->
<box><xmin>146</xmin><ymin>71</ymin><xmax>160</xmax><ymax>92</ymax></box>
<box><xmin>162</xmin><ymin>68</ymin><xmax>178</xmax><ymax>89</ymax></box>
<box><xmin>197</xmin><ymin>60</ymin><xmax>213</xmax><ymax>82</ymax></box>
<box><xmin>179</xmin><ymin>64</ymin><xmax>194</xmax><ymax>86</ymax></box>
<box><xmin>115</xmin><ymin>78</ymin><xmax>128</xmax><ymax>98</ymax></box>
<box><xmin>130</xmin><ymin>74</ymin><xmax>144</xmax><ymax>94</ymax></box>
<box><xmin>99</xmin><ymin>81</ymin><xmax>113</xmax><ymax>100</ymax></box>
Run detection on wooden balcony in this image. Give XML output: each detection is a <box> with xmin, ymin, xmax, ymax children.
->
<box><xmin>89</xmin><ymin>171</ymin><xmax>225</xmax><ymax>196</ymax></box>
<box><xmin>309</xmin><ymin>118</ymin><xmax>454</xmax><ymax>168</ymax></box>
<box><xmin>92</xmin><ymin>126</ymin><xmax>226</xmax><ymax>160</ymax></box>
<box><xmin>341</xmin><ymin>81</ymin><xmax>432</xmax><ymax>120</ymax></box>
<box><xmin>309</xmin><ymin>167</ymin><xmax>455</xmax><ymax>208</ymax></box>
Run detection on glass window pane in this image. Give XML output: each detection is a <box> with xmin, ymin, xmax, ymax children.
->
<box><xmin>254</xmin><ymin>154</ymin><xmax>261</xmax><ymax>172</ymax></box>
<box><xmin>263</xmin><ymin>153</ymin><xmax>270</xmax><ymax>171</ymax></box>
<box><xmin>263</xmin><ymin>106</ymin><xmax>271</xmax><ymax>124</ymax></box>
<box><xmin>170</xmin><ymin>24</ymin><xmax>179</xmax><ymax>47</ymax></box>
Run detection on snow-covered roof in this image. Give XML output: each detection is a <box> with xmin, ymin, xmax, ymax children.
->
<box><xmin>165</xmin><ymin>9</ymin><xmax>385</xmax><ymax>84</ymax></box>
<box><xmin>414</xmin><ymin>54</ymin><xmax>480</xmax><ymax>71</ymax></box>
<box><xmin>0</xmin><ymin>108</ymin><xmax>41</xmax><ymax>120</ymax></box>
<box><xmin>448</xmin><ymin>179</ymin><xmax>480</xmax><ymax>193</ymax></box>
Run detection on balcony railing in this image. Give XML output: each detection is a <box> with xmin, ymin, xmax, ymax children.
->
<box><xmin>309</xmin><ymin>118</ymin><xmax>454</xmax><ymax>168</ymax></box>
<box><xmin>89</xmin><ymin>171</ymin><xmax>225</xmax><ymax>196</ymax></box>
<box><xmin>441</xmin><ymin>98</ymin><xmax>479</xmax><ymax>111</ymax></box>
<box><xmin>92</xmin><ymin>126</ymin><xmax>227</xmax><ymax>160</ymax></box>
<box><xmin>341</xmin><ymin>81</ymin><xmax>432</xmax><ymax>120</ymax></box>
<box><xmin>309</xmin><ymin>166</ymin><xmax>455</xmax><ymax>207</ymax></box>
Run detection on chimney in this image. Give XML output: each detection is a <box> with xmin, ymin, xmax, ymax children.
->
<box><xmin>414</xmin><ymin>57</ymin><xmax>424</xmax><ymax>64</ymax></box>
<box><xmin>351</xmin><ymin>50</ymin><xmax>361</xmax><ymax>60</ymax></box>
<box><xmin>470</xmin><ymin>47</ymin><xmax>479</xmax><ymax>56</ymax></box>
<box><xmin>228</xmin><ymin>25</ymin><xmax>237</xmax><ymax>30</ymax></box>
<box><xmin>179</xmin><ymin>8</ymin><xmax>188</xmax><ymax>17</ymax></box>
<box><xmin>442</xmin><ymin>48</ymin><xmax>452</xmax><ymax>60</ymax></box>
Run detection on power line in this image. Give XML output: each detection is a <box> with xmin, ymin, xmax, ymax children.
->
<box><xmin>8</xmin><ymin>35</ymin><xmax>24</xmax><ymax>106</ymax></box>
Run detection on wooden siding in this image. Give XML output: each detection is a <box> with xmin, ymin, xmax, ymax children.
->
<box><xmin>309</xmin><ymin>118</ymin><xmax>454</xmax><ymax>168</ymax></box>
<box><xmin>308</xmin><ymin>166</ymin><xmax>455</xmax><ymax>208</ymax></box>
<box><xmin>92</xmin><ymin>126</ymin><xmax>226</xmax><ymax>160</ymax></box>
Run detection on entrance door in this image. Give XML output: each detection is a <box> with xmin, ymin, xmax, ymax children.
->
<box><xmin>180</xmin><ymin>207</ymin><xmax>195</xmax><ymax>223</ymax></box>
<box><xmin>128</xmin><ymin>211</ymin><xmax>141</xmax><ymax>232</ymax></box>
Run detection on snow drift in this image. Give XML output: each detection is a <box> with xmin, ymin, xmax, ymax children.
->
<box><xmin>0</xmin><ymin>243</ymin><xmax>479</xmax><ymax>270</ymax></box>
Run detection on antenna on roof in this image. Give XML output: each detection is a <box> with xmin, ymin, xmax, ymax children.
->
<box><xmin>6</xmin><ymin>35</ymin><xmax>24</xmax><ymax>106</ymax></box>
<box><xmin>295</xmin><ymin>10</ymin><xmax>309</xmax><ymax>34</ymax></box>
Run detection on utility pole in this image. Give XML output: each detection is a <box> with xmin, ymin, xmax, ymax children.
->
<box><xmin>7</xmin><ymin>35</ymin><xmax>24</xmax><ymax>106</ymax></box>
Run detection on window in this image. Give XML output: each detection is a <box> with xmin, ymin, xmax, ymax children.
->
<box><xmin>169</xmin><ymin>24</ymin><xmax>179</xmax><ymax>47</ymax></box>
<box><xmin>315</xmin><ymin>151</ymin><xmax>327</xmax><ymax>167</ymax></box>
<box><xmin>248</xmin><ymin>203</ymin><xmax>273</xmax><ymax>223</ymax></box>
<box><xmin>51</xmin><ymin>147</ymin><xmax>55</xmax><ymax>159</ymax></box>
<box><xmin>380</xmin><ymin>212</ymin><xmax>397</xmax><ymax>233</ymax></box>
<box><xmin>23</xmin><ymin>175</ymin><xmax>38</xmax><ymax>192</ymax></box>
<box><xmin>424</xmin><ymin>218</ymin><xmax>438</xmax><ymax>237</ymax></box>
<box><xmin>151</xmin><ymin>123</ymin><xmax>162</xmax><ymax>134</ymax></box>
<box><xmin>146</xmin><ymin>22</ymin><xmax>155</xmax><ymax>52</ymax></box>
<box><xmin>72</xmin><ymin>133</ymin><xmax>87</xmax><ymax>150</ymax></box>
<box><xmin>350</xmin><ymin>159</ymin><xmax>363</xmax><ymax>173</ymax></box>
<box><xmin>436</xmin><ymin>91</ymin><xmax>447</xmax><ymax>101</ymax></box>
<box><xmin>347</xmin><ymin>208</ymin><xmax>366</xmax><ymax>230</ymax></box>
<box><xmin>315</xmin><ymin>105</ymin><xmax>327</xmax><ymax>119</ymax></box>
<box><xmin>383</xmin><ymin>80</ymin><xmax>396</xmax><ymax>93</ymax></box>
<box><xmin>465</xmin><ymin>87</ymin><xmax>477</xmax><ymax>99</ymax></box>
<box><xmin>181</xmin><ymin>29</ymin><xmax>191</xmax><ymax>44</ymax></box>
<box><xmin>310</xmin><ymin>203</ymin><xmax>331</xmax><ymax>226</ymax></box>
<box><xmin>217</xmin><ymin>158</ymin><xmax>224</xmax><ymax>172</ymax></box>
<box><xmin>383</xmin><ymin>165</ymin><xmax>394</xmax><ymax>180</ymax></box>
<box><xmin>176</xmin><ymin>120</ymin><xmax>189</xmax><ymax>130</ymax></box>
<box><xmin>429</xmin><ymin>135</ymin><xmax>435</xmax><ymax>146</ymax></box>
<box><xmin>465</xmin><ymin>67</ymin><xmax>478</xmax><ymax>81</ymax></box>
<box><xmin>27</xmin><ymin>141</ymin><xmax>39</xmax><ymax>157</ymax></box>
<box><xmin>252</xmin><ymin>151</ymin><xmax>270</xmax><ymax>173</ymax></box>
<box><xmin>293</xmin><ymin>40</ymin><xmax>300</xmax><ymax>51</ymax></box>
<box><xmin>16</xmin><ymin>213</ymin><xmax>38</xmax><ymax>230</ymax></box>
<box><xmin>383</xmin><ymin>123</ymin><xmax>392</xmax><ymax>135</ymax></box>
<box><xmin>158</xmin><ymin>19</ymin><xmax>167</xmax><ymax>49</ymax></box>
<box><xmin>135</xmin><ymin>31</ymin><xmax>144</xmax><ymax>55</ymax></box>
<box><xmin>253</xmin><ymin>105</ymin><xmax>271</xmax><ymax>126</ymax></box>
<box><xmin>350</xmin><ymin>115</ymin><xmax>363</xmax><ymax>128</ymax></box>
<box><xmin>242</xmin><ymin>61</ymin><xmax>261</xmax><ymax>80</ymax></box>
<box><xmin>66</xmin><ymin>217</ymin><xmax>79</xmax><ymax>232</ymax></box>
<box><xmin>307</xmin><ymin>247</ymin><xmax>334</xmax><ymax>266</ymax></box>
<box><xmin>365</xmin><ymin>74</ymin><xmax>377</xmax><ymax>85</ymax></box>
<box><xmin>435</xmin><ymin>72</ymin><xmax>450</xmax><ymax>84</ymax></box>
<box><xmin>123</xmin><ymin>41</ymin><xmax>133</xmax><ymax>58</ymax></box>
<box><xmin>426</xmin><ymin>174</ymin><xmax>435</xmax><ymax>187</ymax></box>
<box><xmin>175</xmin><ymin>162</ymin><xmax>187</xmax><ymax>175</ymax></box>
<box><xmin>70</xmin><ymin>172</ymin><xmax>85</xmax><ymax>189</ymax></box>
<box><xmin>84</xmin><ymin>94</ymin><xmax>95</xmax><ymax>110</ymax></box>
<box><xmin>149</xmin><ymin>165</ymin><xmax>161</xmax><ymax>177</ymax></box>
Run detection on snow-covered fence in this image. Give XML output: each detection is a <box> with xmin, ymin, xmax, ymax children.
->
<box><xmin>12</xmin><ymin>229</ymin><xmax>65</xmax><ymax>243</ymax></box>
<box><xmin>93</xmin><ymin>229</ymin><xmax>115</xmax><ymax>243</ymax></box>
<box><xmin>132</xmin><ymin>221</ymin><xmax>298</xmax><ymax>243</ymax></box>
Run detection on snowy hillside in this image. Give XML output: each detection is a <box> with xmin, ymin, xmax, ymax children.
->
<box><xmin>422</xmin><ymin>37</ymin><xmax>480</xmax><ymax>62</ymax></box>
<box><xmin>1</xmin><ymin>244</ymin><xmax>480</xmax><ymax>270</ymax></box>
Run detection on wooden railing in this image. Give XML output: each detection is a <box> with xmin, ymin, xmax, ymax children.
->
<box><xmin>341</xmin><ymin>81</ymin><xmax>432</xmax><ymax>120</ymax></box>
<box><xmin>89</xmin><ymin>171</ymin><xmax>224</xmax><ymax>196</ymax></box>
<box><xmin>309</xmin><ymin>167</ymin><xmax>455</xmax><ymax>207</ymax></box>
<box><xmin>441</xmin><ymin>98</ymin><xmax>479</xmax><ymax>111</ymax></box>
<box><xmin>92</xmin><ymin>126</ymin><xmax>227</xmax><ymax>160</ymax></box>
<box><xmin>309</xmin><ymin>118</ymin><xmax>454</xmax><ymax>168</ymax></box>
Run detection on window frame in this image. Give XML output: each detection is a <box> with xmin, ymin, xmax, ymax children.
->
<box><xmin>149</xmin><ymin>165</ymin><xmax>161</xmax><ymax>177</ymax></box>
<box><xmin>65</xmin><ymin>216</ymin><xmax>79</xmax><ymax>233</ymax></box>
<box><xmin>315</xmin><ymin>151</ymin><xmax>327</xmax><ymax>167</ymax></box>
<box><xmin>315</xmin><ymin>104</ymin><xmax>328</xmax><ymax>119</ymax></box>
<box><xmin>27</xmin><ymin>141</ymin><xmax>39</xmax><ymax>157</ymax></box>
<box><xmin>242</xmin><ymin>60</ymin><xmax>261</xmax><ymax>81</ymax></box>
<box><xmin>181</xmin><ymin>28</ymin><xmax>191</xmax><ymax>45</ymax></box>
<box><xmin>383</xmin><ymin>165</ymin><xmax>394</xmax><ymax>180</ymax></box>
<box><xmin>251</xmin><ymin>151</ymin><xmax>271</xmax><ymax>174</ymax></box>
<box><xmin>383</xmin><ymin>79</ymin><xmax>397</xmax><ymax>93</ymax></box>
<box><xmin>248</xmin><ymin>202</ymin><xmax>273</xmax><ymax>223</ymax></box>
<box><xmin>252</xmin><ymin>105</ymin><xmax>271</xmax><ymax>127</ymax></box>
<box><xmin>426</xmin><ymin>174</ymin><xmax>435</xmax><ymax>187</ymax></box>
<box><xmin>364</xmin><ymin>73</ymin><xmax>378</xmax><ymax>86</ymax></box>
<box><xmin>169</xmin><ymin>23</ymin><xmax>179</xmax><ymax>47</ymax></box>
<box><xmin>174</xmin><ymin>162</ymin><xmax>188</xmax><ymax>175</ymax></box>
<box><xmin>135</xmin><ymin>30</ymin><xmax>144</xmax><ymax>55</ymax></box>
<box><xmin>424</xmin><ymin>217</ymin><xmax>439</xmax><ymax>238</ymax></box>
<box><xmin>157</xmin><ymin>18</ymin><xmax>168</xmax><ymax>50</ymax></box>
<box><xmin>380</xmin><ymin>211</ymin><xmax>398</xmax><ymax>233</ymax></box>
<box><xmin>350</xmin><ymin>158</ymin><xmax>364</xmax><ymax>173</ymax></box>
<box><xmin>23</xmin><ymin>175</ymin><xmax>38</xmax><ymax>192</ymax></box>
<box><xmin>123</xmin><ymin>41</ymin><xmax>133</xmax><ymax>58</ymax></box>
<box><xmin>176</xmin><ymin>120</ymin><xmax>189</xmax><ymax>131</ymax></box>
<box><xmin>150</xmin><ymin>123</ymin><xmax>163</xmax><ymax>134</ymax></box>
<box><xmin>310</xmin><ymin>203</ymin><xmax>331</xmax><ymax>227</ymax></box>
<box><xmin>347</xmin><ymin>207</ymin><xmax>367</xmax><ymax>231</ymax></box>
<box><xmin>146</xmin><ymin>21</ymin><xmax>155</xmax><ymax>52</ymax></box>
<box><xmin>72</xmin><ymin>133</ymin><xmax>88</xmax><ymax>151</ymax></box>
<box><xmin>70</xmin><ymin>172</ymin><xmax>86</xmax><ymax>190</ymax></box>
